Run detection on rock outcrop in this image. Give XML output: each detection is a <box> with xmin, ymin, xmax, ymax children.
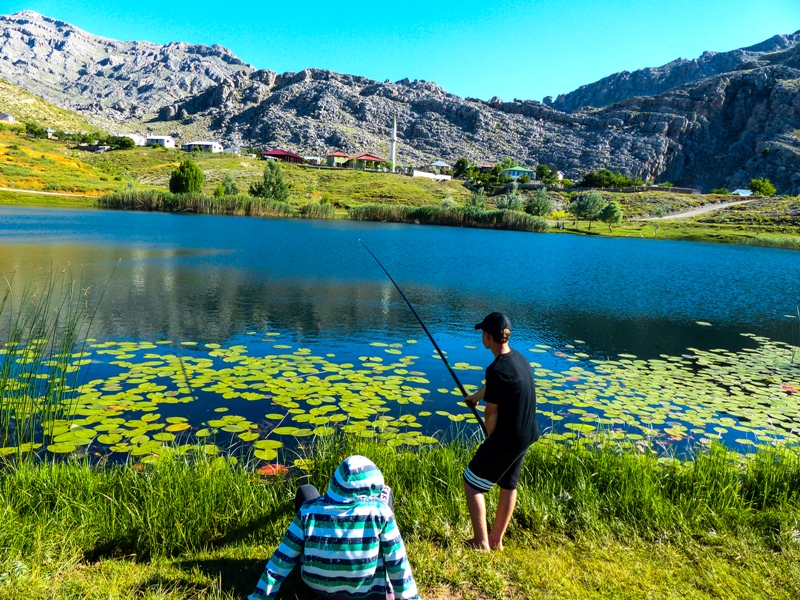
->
<box><xmin>1</xmin><ymin>11</ymin><xmax>799</xmax><ymax>193</ymax></box>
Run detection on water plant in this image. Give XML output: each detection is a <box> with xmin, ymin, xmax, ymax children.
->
<box><xmin>0</xmin><ymin>271</ymin><xmax>88</xmax><ymax>456</ymax></box>
<box><xmin>97</xmin><ymin>191</ymin><xmax>293</xmax><ymax>217</ymax></box>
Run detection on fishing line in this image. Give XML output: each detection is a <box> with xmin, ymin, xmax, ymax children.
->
<box><xmin>360</xmin><ymin>240</ymin><xmax>487</xmax><ymax>437</ymax></box>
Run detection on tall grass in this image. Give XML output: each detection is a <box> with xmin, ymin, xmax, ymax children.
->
<box><xmin>97</xmin><ymin>191</ymin><xmax>293</xmax><ymax>217</ymax></box>
<box><xmin>2</xmin><ymin>436</ymin><xmax>798</xmax><ymax>568</ymax></box>
<box><xmin>299</xmin><ymin>203</ymin><xmax>338</xmax><ymax>219</ymax></box>
<box><xmin>0</xmin><ymin>272</ymin><xmax>86</xmax><ymax>454</ymax></box>
<box><xmin>348</xmin><ymin>204</ymin><xmax>549</xmax><ymax>232</ymax></box>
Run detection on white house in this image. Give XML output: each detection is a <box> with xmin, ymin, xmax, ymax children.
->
<box><xmin>117</xmin><ymin>133</ymin><xmax>146</xmax><ymax>146</ymax></box>
<box><xmin>146</xmin><ymin>135</ymin><xmax>176</xmax><ymax>149</ymax></box>
<box><xmin>0</xmin><ymin>113</ymin><xmax>15</xmax><ymax>123</ymax></box>
<box><xmin>731</xmin><ymin>189</ymin><xmax>753</xmax><ymax>197</ymax></box>
<box><xmin>182</xmin><ymin>141</ymin><xmax>223</xmax><ymax>153</ymax></box>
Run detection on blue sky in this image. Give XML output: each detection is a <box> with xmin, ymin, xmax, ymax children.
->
<box><xmin>4</xmin><ymin>0</ymin><xmax>799</xmax><ymax>101</ymax></box>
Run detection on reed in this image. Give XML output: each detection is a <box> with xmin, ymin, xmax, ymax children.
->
<box><xmin>299</xmin><ymin>203</ymin><xmax>338</xmax><ymax>219</ymax></box>
<box><xmin>0</xmin><ymin>272</ymin><xmax>87</xmax><ymax>455</ymax></box>
<box><xmin>97</xmin><ymin>191</ymin><xmax>294</xmax><ymax>217</ymax></box>
<box><xmin>348</xmin><ymin>204</ymin><xmax>548</xmax><ymax>232</ymax></box>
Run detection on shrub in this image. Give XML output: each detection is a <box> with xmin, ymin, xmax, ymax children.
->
<box><xmin>300</xmin><ymin>203</ymin><xmax>337</xmax><ymax>219</ymax></box>
<box><xmin>441</xmin><ymin>196</ymin><xmax>457</xmax><ymax>209</ymax></box>
<box><xmin>97</xmin><ymin>191</ymin><xmax>292</xmax><ymax>217</ymax></box>
<box><xmin>748</xmin><ymin>178</ymin><xmax>776</xmax><ymax>197</ymax></box>
<box><xmin>169</xmin><ymin>159</ymin><xmax>204</xmax><ymax>194</ymax></box>
<box><xmin>221</xmin><ymin>173</ymin><xmax>239</xmax><ymax>196</ymax></box>
<box><xmin>526</xmin><ymin>188</ymin><xmax>552</xmax><ymax>217</ymax></box>
<box><xmin>250</xmin><ymin>161</ymin><xmax>290</xmax><ymax>201</ymax></box>
<box><xmin>710</xmin><ymin>188</ymin><xmax>730</xmax><ymax>195</ymax></box>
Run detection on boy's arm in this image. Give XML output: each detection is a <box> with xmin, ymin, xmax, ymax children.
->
<box><xmin>483</xmin><ymin>402</ymin><xmax>498</xmax><ymax>436</ymax></box>
<box><xmin>248</xmin><ymin>513</ymin><xmax>305</xmax><ymax>600</ymax></box>
<box><xmin>380</xmin><ymin>513</ymin><xmax>420</xmax><ymax>600</ymax></box>
<box><xmin>464</xmin><ymin>384</ymin><xmax>485</xmax><ymax>406</ymax></box>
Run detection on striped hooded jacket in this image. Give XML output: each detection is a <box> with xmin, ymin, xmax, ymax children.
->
<box><xmin>249</xmin><ymin>455</ymin><xmax>420</xmax><ymax>600</ymax></box>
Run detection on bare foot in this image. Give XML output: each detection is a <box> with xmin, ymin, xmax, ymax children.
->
<box><xmin>488</xmin><ymin>535</ymin><xmax>504</xmax><ymax>551</ymax></box>
<box><xmin>462</xmin><ymin>538</ymin><xmax>490</xmax><ymax>552</ymax></box>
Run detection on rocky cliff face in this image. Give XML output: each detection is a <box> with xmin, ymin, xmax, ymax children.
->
<box><xmin>0</xmin><ymin>11</ymin><xmax>252</xmax><ymax>120</ymax></box>
<box><xmin>1</xmin><ymin>11</ymin><xmax>799</xmax><ymax>194</ymax></box>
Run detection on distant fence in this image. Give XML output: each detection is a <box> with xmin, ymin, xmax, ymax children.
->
<box><xmin>412</xmin><ymin>170</ymin><xmax>452</xmax><ymax>182</ymax></box>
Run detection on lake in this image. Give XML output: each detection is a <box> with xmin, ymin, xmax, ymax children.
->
<box><xmin>1</xmin><ymin>206</ymin><xmax>799</xmax><ymax>458</ymax></box>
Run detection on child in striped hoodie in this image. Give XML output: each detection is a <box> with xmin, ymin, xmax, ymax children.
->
<box><xmin>248</xmin><ymin>455</ymin><xmax>420</xmax><ymax>600</ymax></box>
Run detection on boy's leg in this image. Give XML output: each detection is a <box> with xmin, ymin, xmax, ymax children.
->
<box><xmin>488</xmin><ymin>488</ymin><xmax>516</xmax><ymax>550</ymax></box>
<box><xmin>295</xmin><ymin>484</ymin><xmax>320</xmax><ymax>512</ymax></box>
<box><xmin>489</xmin><ymin>451</ymin><xmax>527</xmax><ymax>550</ymax></box>
<box><xmin>463</xmin><ymin>480</ymin><xmax>490</xmax><ymax>551</ymax></box>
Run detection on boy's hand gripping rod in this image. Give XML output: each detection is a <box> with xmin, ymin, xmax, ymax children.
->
<box><xmin>360</xmin><ymin>240</ymin><xmax>487</xmax><ymax>437</ymax></box>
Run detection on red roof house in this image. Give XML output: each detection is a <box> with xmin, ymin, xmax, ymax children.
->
<box><xmin>349</xmin><ymin>153</ymin><xmax>385</xmax><ymax>170</ymax></box>
<box><xmin>261</xmin><ymin>148</ymin><xmax>305</xmax><ymax>164</ymax></box>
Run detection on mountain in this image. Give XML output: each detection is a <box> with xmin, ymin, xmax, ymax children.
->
<box><xmin>0</xmin><ymin>11</ymin><xmax>252</xmax><ymax>120</ymax></box>
<box><xmin>544</xmin><ymin>32</ymin><xmax>800</xmax><ymax>112</ymax></box>
<box><xmin>1</xmin><ymin>11</ymin><xmax>799</xmax><ymax>194</ymax></box>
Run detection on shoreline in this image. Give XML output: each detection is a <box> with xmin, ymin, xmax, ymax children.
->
<box><xmin>3</xmin><ymin>190</ymin><xmax>799</xmax><ymax>251</ymax></box>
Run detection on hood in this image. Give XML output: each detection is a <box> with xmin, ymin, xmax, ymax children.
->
<box><xmin>325</xmin><ymin>455</ymin><xmax>385</xmax><ymax>503</ymax></box>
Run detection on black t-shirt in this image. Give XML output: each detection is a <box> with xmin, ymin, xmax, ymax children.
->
<box><xmin>484</xmin><ymin>348</ymin><xmax>540</xmax><ymax>448</ymax></box>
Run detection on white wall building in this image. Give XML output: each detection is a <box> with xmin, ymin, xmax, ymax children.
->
<box><xmin>146</xmin><ymin>135</ymin><xmax>176</xmax><ymax>148</ymax></box>
<box><xmin>182</xmin><ymin>141</ymin><xmax>223</xmax><ymax>153</ymax></box>
<box><xmin>0</xmin><ymin>113</ymin><xmax>15</xmax><ymax>123</ymax></box>
<box><xmin>117</xmin><ymin>133</ymin><xmax>146</xmax><ymax>146</ymax></box>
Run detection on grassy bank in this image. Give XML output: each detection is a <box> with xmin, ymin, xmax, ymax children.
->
<box><xmin>2</xmin><ymin>437</ymin><xmax>800</xmax><ymax>598</ymax></box>
<box><xmin>349</xmin><ymin>203</ymin><xmax>549</xmax><ymax>232</ymax></box>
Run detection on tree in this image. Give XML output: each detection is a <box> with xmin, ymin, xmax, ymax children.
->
<box><xmin>710</xmin><ymin>188</ymin><xmax>730</xmax><ymax>195</ymax></box>
<box><xmin>25</xmin><ymin>122</ymin><xmax>47</xmax><ymax>139</ymax></box>
<box><xmin>580</xmin><ymin>169</ymin><xmax>642</xmax><ymax>188</ymax></box>
<box><xmin>169</xmin><ymin>159</ymin><xmax>204</xmax><ymax>194</ymax></box>
<box><xmin>221</xmin><ymin>173</ymin><xmax>239</xmax><ymax>196</ymax></box>
<box><xmin>250</xmin><ymin>160</ymin><xmax>290</xmax><ymax>201</ymax></box>
<box><xmin>535</xmin><ymin>164</ymin><xmax>559</xmax><ymax>186</ymax></box>
<box><xmin>748</xmin><ymin>178</ymin><xmax>776</xmax><ymax>197</ymax></box>
<box><xmin>496</xmin><ymin>183</ymin><xmax>524</xmax><ymax>211</ymax></box>
<box><xmin>499</xmin><ymin>157</ymin><xmax>517</xmax><ymax>170</ymax></box>
<box><xmin>453</xmin><ymin>157</ymin><xmax>471</xmax><ymax>178</ymax></box>
<box><xmin>569</xmin><ymin>190</ymin><xmax>605</xmax><ymax>230</ymax></box>
<box><xmin>599</xmin><ymin>201</ymin><xmax>623</xmax><ymax>231</ymax></box>
<box><xmin>526</xmin><ymin>188</ymin><xmax>552</xmax><ymax>217</ymax></box>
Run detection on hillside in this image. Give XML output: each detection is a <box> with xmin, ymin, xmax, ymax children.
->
<box><xmin>0</xmin><ymin>78</ymin><xmax>103</xmax><ymax>132</ymax></box>
<box><xmin>1</xmin><ymin>11</ymin><xmax>799</xmax><ymax>194</ymax></box>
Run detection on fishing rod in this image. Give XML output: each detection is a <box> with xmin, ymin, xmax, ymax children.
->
<box><xmin>360</xmin><ymin>240</ymin><xmax>487</xmax><ymax>437</ymax></box>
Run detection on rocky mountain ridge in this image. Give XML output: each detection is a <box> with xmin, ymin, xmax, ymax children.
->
<box><xmin>1</xmin><ymin>11</ymin><xmax>799</xmax><ymax>193</ymax></box>
<box><xmin>544</xmin><ymin>31</ymin><xmax>800</xmax><ymax>112</ymax></box>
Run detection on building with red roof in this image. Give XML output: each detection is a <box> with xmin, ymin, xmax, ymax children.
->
<box><xmin>349</xmin><ymin>153</ymin><xmax>385</xmax><ymax>170</ymax></box>
<box><xmin>261</xmin><ymin>148</ymin><xmax>305</xmax><ymax>164</ymax></box>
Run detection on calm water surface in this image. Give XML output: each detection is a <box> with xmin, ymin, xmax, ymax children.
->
<box><xmin>1</xmin><ymin>206</ymin><xmax>798</xmax><ymax>451</ymax></box>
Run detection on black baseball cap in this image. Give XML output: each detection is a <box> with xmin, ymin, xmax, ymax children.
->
<box><xmin>474</xmin><ymin>312</ymin><xmax>512</xmax><ymax>338</ymax></box>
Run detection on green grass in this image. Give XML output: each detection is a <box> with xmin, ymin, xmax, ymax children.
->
<box><xmin>2</xmin><ymin>437</ymin><xmax>800</xmax><ymax>598</ymax></box>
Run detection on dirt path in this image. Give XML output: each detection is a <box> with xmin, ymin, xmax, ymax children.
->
<box><xmin>0</xmin><ymin>187</ymin><xmax>96</xmax><ymax>198</ymax></box>
<box><xmin>638</xmin><ymin>199</ymin><xmax>753</xmax><ymax>221</ymax></box>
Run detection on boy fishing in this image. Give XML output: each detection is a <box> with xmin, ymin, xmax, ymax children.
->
<box><xmin>462</xmin><ymin>312</ymin><xmax>540</xmax><ymax>551</ymax></box>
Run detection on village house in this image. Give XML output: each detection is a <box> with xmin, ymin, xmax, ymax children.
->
<box><xmin>502</xmin><ymin>166</ymin><xmax>536</xmax><ymax>180</ymax></box>
<box><xmin>182</xmin><ymin>141</ymin><xmax>224</xmax><ymax>153</ymax></box>
<box><xmin>304</xmin><ymin>156</ymin><xmax>322</xmax><ymax>165</ymax></box>
<box><xmin>326</xmin><ymin>151</ymin><xmax>349</xmax><ymax>167</ymax></box>
<box><xmin>261</xmin><ymin>148</ymin><xmax>304</xmax><ymax>164</ymax></box>
<box><xmin>478</xmin><ymin>164</ymin><xmax>495</xmax><ymax>173</ymax></box>
<box><xmin>347</xmin><ymin>153</ymin><xmax>385</xmax><ymax>170</ymax></box>
<box><xmin>146</xmin><ymin>135</ymin><xmax>176</xmax><ymax>148</ymax></box>
<box><xmin>427</xmin><ymin>160</ymin><xmax>452</xmax><ymax>172</ymax></box>
<box><xmin>0</xmin><ymin>113</ymin><xmax>15</xmax><ymax>123</ymax></box>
